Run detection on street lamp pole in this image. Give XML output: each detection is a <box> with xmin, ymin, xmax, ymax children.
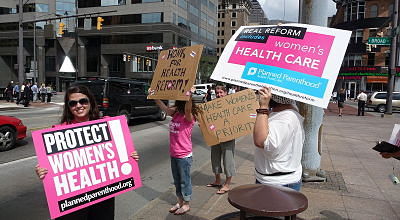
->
<box><xmin>386</xmin><ymin>0</ymin><xmax>399</xmax><ymax>114</ymax></box>
<box><xmin>18</xmin><ymin>0</ymin><xmax>24</xmax><ymax>84</ymax></box>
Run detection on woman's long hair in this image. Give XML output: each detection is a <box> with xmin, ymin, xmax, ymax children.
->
<box><xmin>174</xmin><ymin>100</ymin><xmax>201</xmax><ymax>120</ymax></box>
<box><xmin>61</xmin><ymin>85</ymin><xmax>100</xmax><ymax>124</ymax></box>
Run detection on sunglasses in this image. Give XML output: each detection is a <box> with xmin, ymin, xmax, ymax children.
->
<box><xmin>68</xmin><ymin>98</ymin><xmax>89</xmax><ymax>107</ymax></box>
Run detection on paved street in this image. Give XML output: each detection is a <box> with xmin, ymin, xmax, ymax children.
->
<box><xmin>1</xmin><ymin>101</ymin><xmax>400</xmax><ymax>220</ymax></box>
<box><xmin>0</xmin><ymin>99</ymin><xmax>214</xmax><ymax>220</ymax></box>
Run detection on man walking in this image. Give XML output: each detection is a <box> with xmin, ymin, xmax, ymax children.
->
<box><xmin>31</xmin><ymin>82</ymin><xmax>38</xmax><ymax>102</ymax></box>
<box><xmin>357</xmin><ymin>90</ymin><xmax>367</xmax><ymax>116</ymax></box>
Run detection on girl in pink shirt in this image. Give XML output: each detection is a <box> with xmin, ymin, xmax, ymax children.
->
<box><xmin>154</xmin><ymin>92</ymin><xmax>199</xmax><ymax>215</ymax></box>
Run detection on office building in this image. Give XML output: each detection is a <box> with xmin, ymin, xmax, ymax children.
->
<box><xmin>0</xmin><ymin>0</ymin><xmax>218</xmax><ymax>91</ymax></box>
<box><xmin>330</xmin><ymin>0</ymin><xmax>398</xmax><ymax>98</ymax></box>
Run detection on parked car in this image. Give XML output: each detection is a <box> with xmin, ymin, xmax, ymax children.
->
<box><xmin>366</xmin><ymin>91</ymin><xmax>400</xmax><ymax>113</ymax></box>
<box><xmin>72</xmin><ymin>77</ymin><xmax>167</xmax><ymax>121</ymax></box>
<box><xmin>194</xmin><ymin>83</ymin><xmax>216</xmax><ymax>99</ymax></box>
<box><xmin>192</xmin><ymin>89</ymin><xmax>206</xmax><ymax>103</ymax></box>
<box><xmin>0</xmin><ymin>115</ymin><xmax>27</xmax><ymax>151</ymax></box>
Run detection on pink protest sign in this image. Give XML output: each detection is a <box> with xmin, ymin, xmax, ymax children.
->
<box><xmin>32</xmin><ymin>116</ymin><xmax>142</xmax><ymax>219</ymax></box>
<box><xmin>211</xmin><ymin>24</ymin><xmax>351</xmax><ymax>108</ymax></box>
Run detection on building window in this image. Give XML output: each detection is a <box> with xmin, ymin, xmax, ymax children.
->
<box><xmin>101</xmin><ymin>34</ymin><xmax>163</xmax><ymax>44</ymax></box>
<box><xmin>221</xmin><ymin>22</ymin><xmax>225</xmax><ymax>27</ymax></box>
<box><xmin>200</xmin><ymin>28</ymin><xmax>207</xmax><ymax>38</ymax></box>
<box><xmin>369</xmin><ymin>5</ymin><xmax>378</xmax><ymax>17</ymax></box>
<box><xmin>216</xmin><ymin>48</ymin><xmax>219</xmax><ymax>53</ymax></box>
<box><xmin>189</xmin><ymin>4</ymin><xmax>199</xmax><ymax>17</ymax></box>
<box><xmin>343</xmin><ymin>54</ymin><xmax>362</xmax><ymax>67</ymax></box>
<box><xmin>201</xmin><ymin>11</ymin><xmax>207</xmax><ymax>22</ymax></box>
<box><xmin>36</xmin><ymin>4</ymin><xmax>49</xmax><ymax>12</ymax></box>
<box><xmin>178</xmin><ymin>0</ymin><xmax>187</xmax><ymax>9</ymax></box>
<box><xmin>344</xmin><ymin>0</ymin><xmax>365</xmax><ymax>22</ymax></box>
<box><xmin>350</xmin><ymin>30</ymin><xmax>363</xmax><ymax>44</ymax></box>
<box><xmin>217</xmin><ymin>30</ymin><xmax>220</xmax><ymax>36</ymax></box>
<box><xmin>220</xmin><ymin>39</ymin><xmax>224</xmax><ymax>45</ymax></box>
<box><xmin>369</xmin><ymin>28</ymin><xmax>377</xmax><ymax>37</ymax></box>
<box><xmin>231</xmin><ymin>21</ymin><xmax>236</xmax><ymax>27</ymax></box>
<box><xmin>232</xmin><ymin>4</ymin><xmax>236</xmax><ymax>9</ymax></box>
<box><xmin>221</xmin><ymin>13</ymin><xmax>225</xmax><ymax>18</ymax></box>
<box><xmin>45</xmin><ymin>56</ymin><xmax>56</xmax><ymax>72</ymax></box>
<box><xmin>101</xmin><ymin>0</ymin><xmax>126</xmax><ymax>6</ymax></box>
<box><xmin>221</xmin><ymin>30</ymin><xmax>224</xmax><ymax>36</ymax></box>
<box><xmin>189</xmin><ymin>22</ymin><xmax>198</xmax><ymax>33</ymax></box>
<box><xmin>389</xmin><ymin>4</ymin><xmax>394</xmax><ymax>16</ymax></box>
<box><xmin>217</xmin><ymin>39</ymin><xmax>220</xmax><ymax>44</ymax></box>
<box><xmin>367</xmin><ymin>53</ymin><xmax>375</xmax><ymax>66</ymax></box>
<box><xmin>142</xmin><ymin>12</ymin><xmax>163</xmax><ymax>23</ymax></box>
<box><xmin>178</xmin><ymin>16</ymin><xmax>188</xmax><ymax>28</ymax></box>
<box><xmin>132</xmin><ymin>0</ymin><xmax>163</xmax><ymax>3</ymax></box>
<box><xmin>232</xmin><ymin>12</ymin><xmax>237</xmax><ymax>18</ymax></box>
<box><xmin>209</xmin><ymin>1</ymin><xmax>216</xmax><ymax>13</ymax></box>
<box><xmin>231</xmin><ymin>29</ymin><xmax>236</xmax><ymax>35</ymax></box>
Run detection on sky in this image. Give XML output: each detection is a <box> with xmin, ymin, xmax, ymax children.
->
<box><xmin>258</xmin><ymin>0</ymin><xmax>337</xmax><ymax>22</ymax></box>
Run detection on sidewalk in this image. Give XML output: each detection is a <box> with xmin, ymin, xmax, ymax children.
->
<box><xmin>0</xmin><ymin>93</ymin><xmax>64</xmax><ymax>110</ymax></box>
<box><xmin>132</xmin><ymin>104</ymin><xmax>400</xmax><ymax>220</ymax></box>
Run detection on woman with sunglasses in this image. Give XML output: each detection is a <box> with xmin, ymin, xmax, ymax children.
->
<box><xmin>35</xmin><ymin>85</ymin><xmax>139</xmax><ymax>220</ymax></box>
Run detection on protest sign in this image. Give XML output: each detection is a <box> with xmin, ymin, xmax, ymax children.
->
<box><xmin>32</xmin><ymin>116</ymin><xmax>142</xmax><ymax>219</ymax></box>
<box><xmin>197</xmin><ymin>89</ymin><xmax>258</xmax><ymax>146</ymax></box>
<box><xmin>211</xmin><ymin>24</ymin><xmax>351</xmax><ymax>108</ymax></box>
<box><xmin>148</xmin><ymin>44</ymin><xmax>204</xmax><ymax>101</ymax></box>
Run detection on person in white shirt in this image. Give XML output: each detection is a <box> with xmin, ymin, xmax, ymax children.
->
<box><xmin>356</xmin><ymin>90</ymin><xmax>367</xmax><ymax>116</ymax></box>
<box><xmin>253</xmin><ymin>87</ymin><xmax>305</xmax><ymax>191</ymax></box>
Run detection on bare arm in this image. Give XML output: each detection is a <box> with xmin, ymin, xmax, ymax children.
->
<box><xmin>253</xmin><ymin>87</ymin><xmax>271</xmax><ymax>149</ymax></box>
<box><xmin>184</xmin><ymin>96</ymin><xmax>194</xmax><ymax>122</ymax></box>
<box><xmin>154</xmin><ymin>99</ymin><xmax>176</xmax><ymax>116</ymax></box>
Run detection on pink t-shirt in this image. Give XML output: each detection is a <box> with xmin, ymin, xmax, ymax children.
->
<box><xmin>169</xmin><ymin>112</ymin><xmax>195</xmax><ymax>158</ymax></box>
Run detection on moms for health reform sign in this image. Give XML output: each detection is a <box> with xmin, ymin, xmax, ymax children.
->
<box><xmin>211</xmin><ymin>24</ymin><xmax>351</xmax><ymax>108</ymax></box>
<box><xmin>148</xmin><ymin>44</ymin><xmax>204</xmax><ymax>101</ymax></box>
<box><xmin>32</xmin><ymin>116</ymin><xmax>142</xmax><ymax>219</ymax></box>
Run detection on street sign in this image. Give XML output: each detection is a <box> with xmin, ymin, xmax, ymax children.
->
<box><xmin>368</xmin><ymin>37</ymin><xmax>391</xmax><ymax>45</ymax></box>
<box><xmin>84</xmin><ymin>18</ymin><xmax>92</xmax><ymax>30</ymax></box>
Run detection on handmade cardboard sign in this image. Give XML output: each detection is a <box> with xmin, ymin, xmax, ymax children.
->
<box><xmin>197</xmin><ymin>89</ymin><xmax>258</xmax><ymax>146</ymax></box>
<box><xmin>32</xmin><ymin>116</ymin><xmax>142</xmax><ymax>219</ymax></box>
<box><xmin>211</xmin><ymin>24</ymin><xmax>351</xmax><ymax>108</ymax></box>
<box><xmin>148</xmin><ymin>44</ymin><xmax>204</xmax><ymax>101</ymax></box>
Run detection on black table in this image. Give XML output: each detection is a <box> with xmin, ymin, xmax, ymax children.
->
<box><xmin>228</xmin><ymin>184</ymin><xmax>308</xmax><ymax>220</ymax></box>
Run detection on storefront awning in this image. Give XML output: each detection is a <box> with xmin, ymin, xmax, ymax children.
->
<box><xmin>366</xmin><ymin>76</ymin><xmax>388</xmax><ymax>83</ymax></box>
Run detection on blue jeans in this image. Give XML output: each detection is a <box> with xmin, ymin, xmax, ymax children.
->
<box><xmin>171</xmin><ymin>156</ymin><xmax>192</xmax><ymax>201</ymax></box>
<box><xmin>256</xmin><ymin>179</ymin><xmax>302</xmax><ymax>191</ymax></box>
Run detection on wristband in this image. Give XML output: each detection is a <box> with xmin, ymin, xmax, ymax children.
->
<box><xmin>256</xmin><ymin>108</ymin><xmax>270</xmax><ymax>115</ymax></box>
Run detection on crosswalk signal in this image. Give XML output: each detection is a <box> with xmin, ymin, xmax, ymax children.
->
<box><xmin>58</xmin><ymin>22</ymin><xmax>65</xmax><ymax>35</ymax></box>
<box><xmin>97</xmin><ymin>17</ymin><xmax>104</xmax><ymax>30</ymax></box>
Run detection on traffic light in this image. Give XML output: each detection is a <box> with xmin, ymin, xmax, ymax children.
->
<box><xmin>97</xmin><ymin>17</ymin><xmax>104</xmax><ymax>30</ymax></box>
<box><xmin>58</xmin><ymin>22</ymin><xmax>65</xmax><ymax>35</ymax></box>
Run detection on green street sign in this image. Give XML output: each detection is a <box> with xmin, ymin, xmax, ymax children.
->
<box><xmin>368</xmin><ymin>37</ymin><xmax>391</xmax><ymax>45</ymax></box>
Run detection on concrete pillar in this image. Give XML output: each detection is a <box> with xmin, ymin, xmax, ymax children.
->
<box><xmin>299</xmin><ymin>0</ymin><xmax>328</xmax><ymax>181</ymax></box>
<box><xmin>78</xmin><ymin>45</ymin><xmax>87</xmax><ymax>77</ymax></box>
<box><xmin>100</xmin><ymin>54</ymin><xmax>109</xmax><ymax>78</ymax></box>
<box><xmin>37</xmin><ymin>46</ymin><xmax>46</xmax><ymax>84</ymax></box>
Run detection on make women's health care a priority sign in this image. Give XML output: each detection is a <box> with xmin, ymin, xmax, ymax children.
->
<box><xmin>32</xmin><ymin>116</ymin><xmax>142</xmax><ymax>219</ymax></box>
<box><xmin>211</xmin><ymin>24</ymin><xmax>351</xmax><ymax>108</ymax></box>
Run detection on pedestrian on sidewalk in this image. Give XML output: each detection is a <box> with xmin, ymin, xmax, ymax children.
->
<box><xmin>206</xmin><ymin>85</ymin><xmax>236</xmax><ymax>195</ymax></box>
<box><xmin>253</xmin><ymin>87</ymin><xmax>305</xmax><ymax>191</ymax></box>
<box><xmin>13</xmin><ymin>82</ymin><xmax>19</xmax><ymax>103</ymax></box>
<box><xmin>337</xmin><ymin>88</ymin><xmax>346</xmax><ymax>117</ymax></box>
<box><xmin>5</xmin><ymin>82</ymin><xmax>14</xmax><ymax>102</ymax></box>
<box><xmin>153</xmin><ymin>87</ymin><xmax>199</xmax><ymax>215</ymax></box>
<box><xmin>35</xmin><ymin>85</ymin><xmax>140</xmax><ymax>220</ymax></box>
<box><xmin>23</xmin><ymin>82</ymin><xmax>32</xmax><ymax>107</ymax></box>
<box><xmin>356</xmin><ymin>90</ymin><xmax>367</xmax><ymax>116</ymax></box>
<box><xmin>46</xmin><ymin>84</ymin><xmax>53</xmax><ymax>103</ymax></box>
<box><xmin>31</xmin><ymin>82</ymin><xmax>38</xmax><ymax>102</ymax></box>
<box><xmin>39</xmin><ymin>83</ymin><xmax>47</xmax><ymax>103</ymax></box>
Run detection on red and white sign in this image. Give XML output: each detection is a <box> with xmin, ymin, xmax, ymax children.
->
<box><xmin>146</xmin><ymin>45</ymin><xmax>163</xmax><ymax>51</ymax></box>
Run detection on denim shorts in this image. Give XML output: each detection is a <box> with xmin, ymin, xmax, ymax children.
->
<box><xmin>171</xmin><ymin>156</ymin><xmax>193</xmax><ymax>201</ymax></box>
<box><xmin>255</xmin><ymin>179</ymin><xmax>302</xmax><ymax>191</ymax></box>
